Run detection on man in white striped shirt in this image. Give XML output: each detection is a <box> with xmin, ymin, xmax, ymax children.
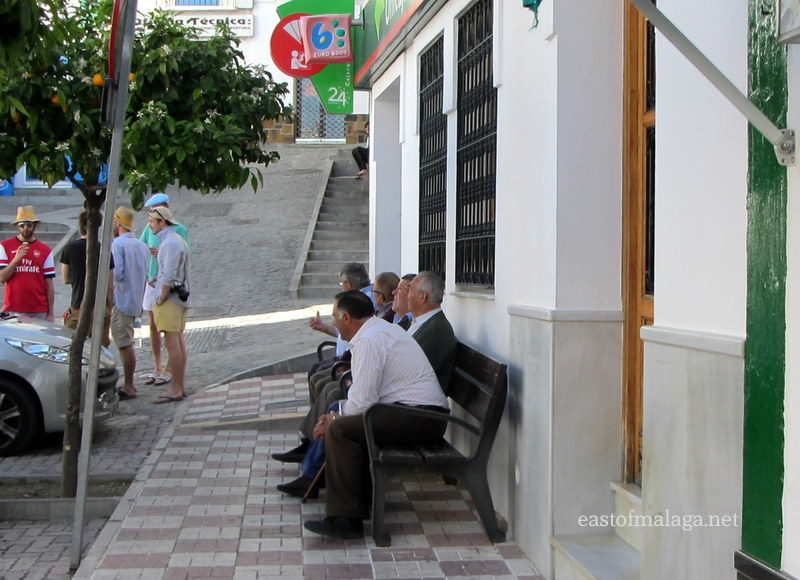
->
<box><xmin>304</xmin><ymin>290</ymin><xmax>449</xmax><ymax>539</ymax></box>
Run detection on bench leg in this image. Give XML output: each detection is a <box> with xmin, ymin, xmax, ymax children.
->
<box><xmin>371</xmin><ymin>468</ymin><xmax>391</xmax><ymax>547</ymax></box>
<box><xmin>442</xmin><ymin>475</ymin><xmax>458</xmax><ymax>486</ymax></box>
<box><xmin>463</xmin><ymin>469</ymin><xmax>506</xmax><ymax>543</ymax></box>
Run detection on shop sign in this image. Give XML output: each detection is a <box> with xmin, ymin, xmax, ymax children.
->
<box><xmin>270</xmin><ymin>13</ymin><xmax>327</xmax><ymax>77</ymax></box>
<box><xmin>356</xmin><ymin>0</ymin><xmax>424</xmax><ymax>86</ymax></box>
<box><xmin>275</xmin><ymin>0</ymin><xmax>355</xmax><ymax>114</ymax></box>
<box><xmin>300</xmin><ymin>14</ymin><xmax>353</xmax><ymax>64</ymax></box>
<box><xmin>134</xmin><ymin>12</ymin><xmax>254</xmax><ymax>38</ymax></box>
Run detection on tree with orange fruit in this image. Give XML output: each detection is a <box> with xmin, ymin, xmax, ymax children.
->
<box><xmin>0</xmin><ymin>0</ymin><xmax>290</xmax><ymax>497</ymax></box>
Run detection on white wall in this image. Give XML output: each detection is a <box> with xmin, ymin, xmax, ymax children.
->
<box><xmin>371</xmin><ymin>78</ymin><xmax>403</xmax><ymax>275</ymax></box>
<box><xmin>368</xmin><ymin>1</ymin><xmax>624</xmax><ymax>575</ymax></box>
<box><xmin>553</xmin><ymin>0</ymin><xmax>623</xmax><ymax>311</ymax></box>
<box><xmin>641</xmin><ymin>332</ymin><xmax>744</xmax><ymax>579</ymax></box>
<box><xmin>639</xmin><ymin>1</ymin><xmax>749</xmax><ymax>577</ymax></box>
<box><xmin>654</xmin><ymin>0</ymin><xmax>748</xmax><ymax>338</ymax></box>
<box><xmin>783</xmin><ymin>36</ymin><xmax>800</xmax><ymax>579</ymax></box>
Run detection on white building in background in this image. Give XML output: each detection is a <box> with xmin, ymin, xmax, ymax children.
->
<box><xmin>135</xmin><ymin>0</ymin><xmax>369</xmax><ymax>139</ymax></box>
<box><xmin>354</xmin><ymin>0</ymin><xmax>800</xmax><ymax>578</ymax></box>
<box><xmin>10</xmin><ymin>0</ymin><xmax>369</xmax><ymax>191</ymax></box>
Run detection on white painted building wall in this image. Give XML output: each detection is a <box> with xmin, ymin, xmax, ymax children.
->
<box><xmin>369</xmin><ymin>0</ymin><xmax>624</xmax><ymax>575</ymax></box>
<box><xmin>366</xmin><ymin>0</ymin><xmax>768</xmax><ymax>578</ymax></box>
<box><xmin>783</xmin><ymin>34</ymin><xmax>800</xmax><ymax>579</ymax></box>
<box><xmin>654</xmin><ymin>0</ymin><xmax>749</xmax><ymax>337</ymax></box>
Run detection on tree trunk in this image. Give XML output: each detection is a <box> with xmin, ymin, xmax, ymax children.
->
<box><xmin>61</xmin><ymin>190</ymin><xmax>105</xmax><ymax>498</ymax></box>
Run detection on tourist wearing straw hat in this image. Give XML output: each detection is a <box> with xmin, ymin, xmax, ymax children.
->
<box><xmin>0</xmin><ymin>206</ymin><xmax>56</xmax><ymax>321</ymax></box>
<box><xmin>111</xmin><ymin>207</ymin><xmax>149</xmax><ymax>399</ymax></box>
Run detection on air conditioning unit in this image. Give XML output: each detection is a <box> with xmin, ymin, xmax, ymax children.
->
<box><xmin>235</xmin><ymin>0</ymin><xmax>253</xmax><ymax>8</ymax></box>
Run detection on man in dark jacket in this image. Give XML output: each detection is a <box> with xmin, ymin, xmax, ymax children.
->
<box><xmin>408</xmin><ymin>271</ymin><xmax>457</xmax><ymax>389</ymax></box>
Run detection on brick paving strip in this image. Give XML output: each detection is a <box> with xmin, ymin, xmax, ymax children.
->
<box><xmin>72</xmin><ymin>373</ymin><xmax>543</xmax><ymax>579</ymax></box>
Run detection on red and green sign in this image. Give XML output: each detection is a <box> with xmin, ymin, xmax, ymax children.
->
<box><xmin>355</xmin><ymin>0</ymin><xmax>426</xmax><ymax>87</ymax></box>
<box><xmin>275</xmin><ymin>0</ymin><xmax>354</xmax><ymax>113</ymax></box>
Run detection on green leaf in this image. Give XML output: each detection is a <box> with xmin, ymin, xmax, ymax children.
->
<box><xmin>8</xmin><ymin>96</ymin><xmax>28</xmax><ymax>116</ymax></box>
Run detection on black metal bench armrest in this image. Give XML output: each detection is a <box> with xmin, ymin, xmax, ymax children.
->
<box><xmin>363</xmin><ymin>403</ymin><xmax>480</xmax><ymax>461</ymax></box>
<box><xmin>317</xmin><ymin>341</ymin><xmax>337</xmax><ymax>361</ymax></box>
<box><xmin>339</xmin><ymin>370</ymin><xmax>352</xmax><ymax>400</ymax></box>
<box><xmin>330</xmin><ymin>360</ymin><xmax>351</xmax><ymax>381</ymax></box>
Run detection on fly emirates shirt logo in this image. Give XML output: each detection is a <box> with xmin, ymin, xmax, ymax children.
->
<box><xmin>13</xmin><ymin>249</ymin><xmax>43</xmax><ymax>273</ymax></box>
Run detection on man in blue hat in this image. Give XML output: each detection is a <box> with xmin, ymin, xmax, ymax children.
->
<box><xmin>139</xmin><ymin>193</ymin><xmax>189</xmax><ymax>386</ymax></box>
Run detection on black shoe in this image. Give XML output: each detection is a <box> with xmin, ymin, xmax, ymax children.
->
<box><xmin>277</xmin><ymin>475</ymin><xmax>317</xmax><ymax>499</ymax></box>
<box><xmin>272</xmin><ymin>439</ymin><xmax>310</xmax><ymax>463</ymax></box>
<box><xmin>304</xmin><ymin>517</ymin><xmax>364</xmax><ymax>539</ymax></box>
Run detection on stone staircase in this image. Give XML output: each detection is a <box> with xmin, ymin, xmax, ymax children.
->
<box><xmin>0</xmin><ymin>187</ymin><xmax>85</xmax><ymax>215</ymax></box>
<box><xmin>291</xmin><ymin>152</ymin><xmax>369</xmax><ymax>299</ymax></box>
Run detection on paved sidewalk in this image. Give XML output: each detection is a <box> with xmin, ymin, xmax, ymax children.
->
<box><xmin>0</xmin><ymin>520</ymin><xmax>106</xmax><ymax>579</ymax></box>
<box><xmin>76</xmin><ymin>373</ymin><xmax>543</xmax><ymax>579</ymax></box>
<box><xmin>0</xmin><ymin>144</ymin><xmax>345</xmax><ymax>576</ymax></box>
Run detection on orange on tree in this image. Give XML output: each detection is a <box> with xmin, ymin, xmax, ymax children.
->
<box><xmin>50</xmin><ymin>94</ymin><xmax>60</xmax><ymax>105</ymax></box>
<box><xmin>92</xmin><ymin>73</ymin><xmax>104</xmax><ymax>86</ymax></box>
<box><xmin>11</xmin><ymin>112</ymin><xmax>23</xmax><ymax>124</ymax></box>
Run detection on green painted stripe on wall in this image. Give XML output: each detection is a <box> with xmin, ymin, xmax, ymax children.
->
<box><xmin>743</xmin><ymin>0</ymin><xmax>788</xmax><ymax>568</ymax></box>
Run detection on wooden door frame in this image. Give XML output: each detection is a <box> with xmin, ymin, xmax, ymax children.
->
<box><xmin>622</xmin><ymin>1</ymin><xmax>654</xmax><ymax>485</ymax></box>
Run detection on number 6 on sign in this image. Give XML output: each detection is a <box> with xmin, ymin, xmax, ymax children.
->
<box><xmin>311</xmin><ymin>22</ymin><xmax>333</xmax><ymax>50</ymax></box>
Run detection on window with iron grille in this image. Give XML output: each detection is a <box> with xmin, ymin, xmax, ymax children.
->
<box><xmin>418</xmin><ymin>37</ymin><xmax>447</xmax><ymax>281</ymax></box>
<box><xmin>456</xmin><ymin>0</ymin><xmax>496</xmax><ymax>287</ymax></box>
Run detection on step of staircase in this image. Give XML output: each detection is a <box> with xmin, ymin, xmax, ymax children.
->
<box><xmin>312</xmin><ymin>228</ymin><xmax>368</xmax><ymax>241</ymax></box>
<box><xmin>300</xmin><ymin>273</ymin><xmax>343</xmax><ymax>286</ymax></box>
<box><xmin>297</xmin><ymin>286</ymin><xmax>344</xmax><ymax>299</ymax></box>
<box><xmin>303</xmin><ymin>260</ymin><xmax>360</xmax><ymax>274</ymax></box>
<box><xmin>292</xmin><ymin>157</ymin><xmax>370</xmax><ymax>298</ymax></box>
<box><xmin>319</xmin><ymin>208</ymin><xmax>369</xmax><ymax>223</ymax></box>
<box><xmin>551</xmin><ymin>535</ymin><xmax>641</xmax><ymax>580</ymax></box>
<box><xmin>307</xmin><ymin>250</ymin><xmax>369</xmax><ymax>262</ymax></box>
<box><xmin>309</xmin><ymin>239</ymin><xmax>368</xmax><ymax>251</ymax></box>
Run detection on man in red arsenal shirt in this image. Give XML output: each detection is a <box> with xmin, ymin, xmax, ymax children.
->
<box><xmin>0</xmin><ymin>206</ymin><xmax>56</xmax><ymax>321</ymax></box>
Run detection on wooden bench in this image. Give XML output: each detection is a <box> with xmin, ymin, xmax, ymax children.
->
<box><xmin>363</xmin><ymin>342</ymin><xmax>508</xmax><ymax>547</ymax></box>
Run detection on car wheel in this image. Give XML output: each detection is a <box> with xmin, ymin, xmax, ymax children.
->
<box><xmin>0</xmin><ymin>379</ymin><xmax>42</xmax><ymax>456</ymax></box>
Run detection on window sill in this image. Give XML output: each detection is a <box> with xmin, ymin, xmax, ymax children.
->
<box><xmin>450</xmin><ymin>290</ymin><xmax>495</xmax><ymax>301</ymax></box>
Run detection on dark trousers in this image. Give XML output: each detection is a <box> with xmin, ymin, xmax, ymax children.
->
<box><xmin>352</xmin><ymin>146</ymin><xmax>369</xmax><ymax>171</ymax></box>
<box><xmin>325</xmin><ymin>408</ymin><xmax>447</xmax><ymax>519</ymax></box>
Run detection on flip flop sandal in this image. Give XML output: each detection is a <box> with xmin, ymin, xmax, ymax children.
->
<box><xmin>118</xmin><ymin>391</ymin><xmax>137</xmax><ymax>400</ymax></box>
<box><xmin>153</xmin><ymin>374</ymin><xmax>172</xmax><ymax>386</ymax></box>
<box><xmin>153</xmin><ymin>395</ymin><xmax>183</xmax><ymax>404</ymax></box>
<box><xmin>144</xmin><ymin>373</ymin><xmax>158</xmax><ymax>385</ymax></box>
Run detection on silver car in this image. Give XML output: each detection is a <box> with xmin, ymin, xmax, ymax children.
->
<box><xmin>0</xmin><ymin>314</ymin><xmax>119</xmax><ymax>455</ymax></box>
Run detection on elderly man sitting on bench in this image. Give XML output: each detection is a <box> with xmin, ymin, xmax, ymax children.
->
<box><xmin>276</xmin><ymin>272</ymin><xmax>457</xmax><ymax>499</ymax></box>
<box><xmin>303</xmin><ymin>290</ymin><xmax>449</xmax><ymax>539</ymax></box>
